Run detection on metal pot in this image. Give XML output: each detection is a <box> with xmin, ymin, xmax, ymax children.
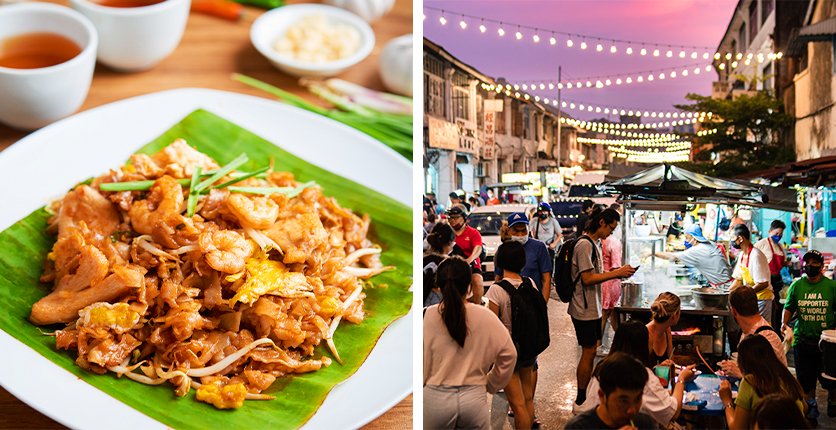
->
<box><xmin>621</xmin><ymin>282</ymin><xmax>643</xmax><ymax>307</ymax></box>
<box><xmin>692</xmin><ymin>287</ymin><xmax>729</xmax><ymax>309</ymax></box>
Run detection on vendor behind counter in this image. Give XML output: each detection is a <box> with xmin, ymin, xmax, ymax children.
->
<box><xmin>655</xmin><ymin>225</ymin><xmax>733</xmax><ymax>288</ymax></box>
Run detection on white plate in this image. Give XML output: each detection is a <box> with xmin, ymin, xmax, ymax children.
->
<box><xmin>0</xmin><ymin>88</ymin><xmax>412</xmax><ymax>430</ymax></box>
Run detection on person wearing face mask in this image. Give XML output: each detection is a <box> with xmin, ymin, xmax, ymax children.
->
<box><xmin>446</xmin><ymin>205</ymin><xmax>484</xmax><ymax>305</ymax></box>
<box><xmin>655</xmin><ymin>224</ymin><xmax>733</xmax><ymax>288</ymax></box>
<box><xmin>730</xmin><ymin>224</ymin><xmax>774</xmax><ymax>322</ymax></box>
<box><xmin>782</xmin><ymin>250</ymin><xmax>836</xmax><ymax>423</ymax></box>
<box><xmin>532</xmin><ymin>202</ymin><xmax>563</xmax><ymax>261</ymax></box>
<box><xmin>494</xmin><ymin>212</ymin><xmax>554</xmax><ymax>301</ymax></box>
<box><xmin>755</xmin><ymin>220</ymin><xmax>789</xmax><ymax>332</ymax></box>
<box><xmin>494</xmin><ymin>212</ymin><xmax>554</xmax><ymax>428</ymax></box>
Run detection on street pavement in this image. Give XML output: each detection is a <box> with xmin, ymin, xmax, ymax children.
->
<box><xmin>485</xmin><ymin>298</ymin><xmax>836</xmax><ymax>429</ymax></box>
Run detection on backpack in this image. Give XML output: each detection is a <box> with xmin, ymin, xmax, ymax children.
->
<box><xmin>495</xmin><ymin>278</ymin><xmax>550</xmax><ymax>363</ymax></box>
<box><xmin>554</xmin><ymin>235</ymin><xmax>599</xmax><ymax>307</ymax></box>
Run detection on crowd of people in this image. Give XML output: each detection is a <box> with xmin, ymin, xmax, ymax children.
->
<box><xmin>423</xmin><ymin>198</ymin><xmax>836</xmax><ymax>429</ymax></box>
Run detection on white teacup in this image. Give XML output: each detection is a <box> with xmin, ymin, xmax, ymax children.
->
<box><xmin>70</xmin><ymin>0</ymin><xmax>190</xmax><ymax>72</ymax></box>
<box><xmin>0</xmin><ymin>3</ymin><xmax>98</xmax><ymax>130</ymax></box>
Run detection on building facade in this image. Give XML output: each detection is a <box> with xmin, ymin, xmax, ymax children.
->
<box><xmin>789</xmin><ymin>0</ymin><xmax>836</xmax><ymax>160</ymax></box>
<box><xmin>423</xmin><ymin>38</ymin><xmax>588</xmax><ymax>205</ymax></box>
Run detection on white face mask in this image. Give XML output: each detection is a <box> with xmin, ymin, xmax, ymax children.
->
<box><xmin>510</xmin><ymin>235</ymin><xmax>528</xmax><ymax>245</ymax></box>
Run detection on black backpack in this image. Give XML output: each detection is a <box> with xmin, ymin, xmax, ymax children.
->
<box><xmin>554</xmin><ymin>235</ymin><xmax>598</xmax><ymax>307</ymax></box>
<box><xmin>495</xmin><ymin>278</ymin><xmax>550</xmax><ymax>363</ymax></box>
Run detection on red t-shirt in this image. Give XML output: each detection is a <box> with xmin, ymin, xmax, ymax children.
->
<box><xmin>455</xmin><ymin>225</ymin><xmax>483</xmax><ymax>267</ymax></box>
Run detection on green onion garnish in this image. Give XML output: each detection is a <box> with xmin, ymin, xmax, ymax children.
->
<box><xmin>195</xmin><ymin>154</ymin><xmax>248</xmax><ymax>192</ymax></box>
<box><xmin>214</xmin><ymin>166</ymin><xmax>270</xmax><ymax>189</ymax></box>
<box><xmin>99</xmin><ymin>170</ymin><xmax>268</xmax><ymax>192</ymax></box>
<box><xmin>186</xmin><ymin>166</ymin><xmax>202</xmax><ymax>217</ymax></box>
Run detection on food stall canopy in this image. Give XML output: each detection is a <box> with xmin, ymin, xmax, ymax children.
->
<box><xmin>603</xmin><ymin>164</ymin><xmax>798</xmax><ymax>212</ymax></box>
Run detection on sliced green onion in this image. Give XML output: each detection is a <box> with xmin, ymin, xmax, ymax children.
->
<box><xmin>99</xmin><ymin>169</ymin><xmax>269</xmax><ymax>192</ymax></box>
<box><xmin>186</xmin><ymin>166</ymin><xmax>202</xmax><ymax>217</ymax></box>
<box><xmin>228</xmin><ymin>181</ymin><xmax>316</xmax><ymax>198</ymax></box>
<box><xmin>195</xmin><ymin>154</ymin><xmax>248</xmax><ymax>192</ymax></box>
<box><xmin>101</xmin><ymin>180</ymin><xmax>171</xmax><ymax>191</ymax></box>
<box><xmin>214</xmin><ymin>166</ymin><xmax>270</xmax><ymax>189</ymax></box>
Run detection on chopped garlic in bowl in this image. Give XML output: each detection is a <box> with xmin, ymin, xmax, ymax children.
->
<box><xmin>274</xmin><ymin>14</ymin><xmax>361</xmax><ymax>63</ymax></box>
<box><xmin>250</xmin><ymin>4</ymin><xmax>374</xmax><ymax>77</ymax></box>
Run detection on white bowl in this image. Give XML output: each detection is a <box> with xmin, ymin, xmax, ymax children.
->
<box><xmin>250</xmin><ymin>4</ymin><xmax>374</xmax><ymax>78</ymax></box>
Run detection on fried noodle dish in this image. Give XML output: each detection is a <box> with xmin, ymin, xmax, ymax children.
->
<box><xmin>29</xmin><ymin>140</ymin><xmax>392</xmax><ymax>409</ymax></box>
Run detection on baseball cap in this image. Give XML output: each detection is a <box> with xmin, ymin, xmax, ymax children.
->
<box><xmin>803</xmin><ymin>249</ymin><xmax>824</xmax><ymax>264</ymax></box>
<box><xmin>684</xmin><ymin>224</ymin><xmax>709</xmax><ymax>242</ymax></box>
<box><xmin>538</xmin><ymin>202</ymin><xmax>551</xmax><ymax>212</ymax></box>
<box><xmin>507</xmin><ymin>212</ymin><xmax>529</xmax><ymax>227</ymax></box>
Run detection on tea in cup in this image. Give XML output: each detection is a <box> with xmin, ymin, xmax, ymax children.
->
<box><xmin>0</xmin><ymin>3</ymin><xmax>97</xmax><ymax>130</ymax></box>
<box><xmin>70</xmin><ymin>0</ymin><xmax>190</xmax><ymax>71</ymax></box>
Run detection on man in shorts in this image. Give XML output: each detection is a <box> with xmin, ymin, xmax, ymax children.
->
<box><xmin>570</xmin><ymin>208</ymin><xmax>636</xmax><ymax>409</ymax></box>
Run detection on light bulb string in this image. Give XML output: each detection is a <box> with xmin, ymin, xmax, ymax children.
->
<box><xmin>510</xmin><ymin>62</ymin><xmax>706</xmax><ymax>84</ymax></box>
<box><xmin>426</xmin><ymin>6</ymin><xmax>711</xmax><ymax>50</ymax></box>
<box><xmin>554</xmin><ymin>97</ymin><xmax>708</xmax><ymax>118</ymax></box>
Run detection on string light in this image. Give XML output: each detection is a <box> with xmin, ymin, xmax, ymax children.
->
<box><xmin>561</xmin><ymin>118</ymin><xmax>685</xmax><ymax>139</ymax></box>
<box><xmin>553</xmin><ymin>98</ymin><xmax>712</xmax><ymax>121</ymax></box>
<box><xmin>508</xmin><ymin>63</ymin><xmax>706</xmax><ymax>92</ymax></box>
<box><xmin>578</xmin><ymin>136</ymin><xmax>691</xmax><ymax>148</ymax></box>
<box><xmin>424</xmin><ymin>6</ymin><xmax>784</xmax><ymax>62</ymax></box>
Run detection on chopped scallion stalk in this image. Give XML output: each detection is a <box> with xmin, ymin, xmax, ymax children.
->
<box><xmin>186</xmin><ymin>166</ymin><xmax>202</xmax><ymax>217</ymax></box>
<box><xmin>214</xmin><ymin>166</ymin><xmax>270</xmax><ymax>189</ymax></box>
<box><xmin>195</xmin><ymin>154</ymin><xmax>248</xmax><ymax>192</ymax></box>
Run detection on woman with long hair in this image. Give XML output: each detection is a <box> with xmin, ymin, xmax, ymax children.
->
<box><xmin>576</xmin><ymin>320</ymin><xmax>696</xmax><ymax>427</ymax></box>
<box><xmin>720</xmin><ymin>335</ymin><xmax>806</xmax><ymax>430</ymax></box>
<box><xmin>647</xmin><ymin>292</ymin><xmax>681</xmax><ymax>366</ymax></box>
<box><xmin>423</xmin><ymin>223</ymin><xmax>460</xmax><ymax>307</ymax></box>
<box><xmin>423</xmin><ymin>257</ymin><xmax>517</xmax><ymax>429</ymax></box>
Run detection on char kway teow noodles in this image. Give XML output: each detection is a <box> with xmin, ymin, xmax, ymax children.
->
<box><xmin>29</xmin><ymin>139</ymin><xmax>393</xmax><ymax>409</ymax></box>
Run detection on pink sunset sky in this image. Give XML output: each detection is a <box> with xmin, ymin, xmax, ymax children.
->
<box><xmin>423</xmin><ymin>0</ymin><xmax>739</xmax><ymax>121</ymax></box>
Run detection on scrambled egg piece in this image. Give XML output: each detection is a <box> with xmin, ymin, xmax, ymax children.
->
<box><xmin>78</xmin><ymin>302</ymin><xmax>139</xmax><ymax>334</ymax></box>
<box><xmin>317</xmin><ymin>296</ymin><xmax>339</xmax><ymax>318</ymax></box>
<box><xmin>195</xmin><ymin>382</ymin><xmax>248</xmax><ymax>409</ymax></box>
<box><xmin>228</xmin><ymin>258</ymin><xmax>313</xmax><ymax>306</ymax></box>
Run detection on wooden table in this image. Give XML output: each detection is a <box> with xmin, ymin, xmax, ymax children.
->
<box><xmin>0</xmin><ymin>0</ymin><xmax>413</xmax><ymax>428</ymax></box>
<box><xmin>0</xmin><ymin>0</ymin><xmax>413</xmax><ymax>150</ymax></box>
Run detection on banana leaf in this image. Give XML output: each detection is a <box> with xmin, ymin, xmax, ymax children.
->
<box><xmin>0</xmin><ymin>110</ymin><xmax>413</xmax><ymax>429</ymax></box>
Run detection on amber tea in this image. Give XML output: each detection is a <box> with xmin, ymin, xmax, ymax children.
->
<box><xmin>0</xmin><ymin>32</ymin><xmax>82</xmax><ymax>69</ymax></box>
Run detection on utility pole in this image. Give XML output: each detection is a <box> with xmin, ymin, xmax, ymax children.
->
<box><xmin>555</xmin><ymin>66</ymin><xmax>563</xmax><ymax>193</ymax></box>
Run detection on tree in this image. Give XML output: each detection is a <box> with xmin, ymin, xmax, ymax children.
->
<box><xmin>675</xmin><ymin>92</ymin><xmax>794</xmax><ymax>178</ymax></box>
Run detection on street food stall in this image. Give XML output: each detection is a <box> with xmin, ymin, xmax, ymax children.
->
<box><xmin>603</xmin><ymin>164</ymin><xmax>798</xmax><ymax>363</ymax></box>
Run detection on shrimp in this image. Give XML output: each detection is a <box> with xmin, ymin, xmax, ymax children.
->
<box><xmin>199</xmin><ymin>230</ymin><xmax>254</xmax><ymax>274</ymax></box>
<box><xmin>225</xmin><ymin>194</ymin><xmax>279</xmax><ymax>230</ymax></box>
<box><xmin>128</xmin><ymin>176</ymin><xmax>184</xmax><ymax>236</ymax></box>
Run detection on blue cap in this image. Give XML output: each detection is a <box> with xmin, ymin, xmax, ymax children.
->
<box><xmin>684</xmin><ymin>224</ymin><xmax>709</xmax><ymax>242</ymax></box>
<box><xmin>507</xmin><ymin>212</ymin><xmax>529</xmax><ymax>227</ymax></box>
<box><xmin>538</xmin><ymin>202</ymin><xmax>551</xmax><ymax>212</ymax></box>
